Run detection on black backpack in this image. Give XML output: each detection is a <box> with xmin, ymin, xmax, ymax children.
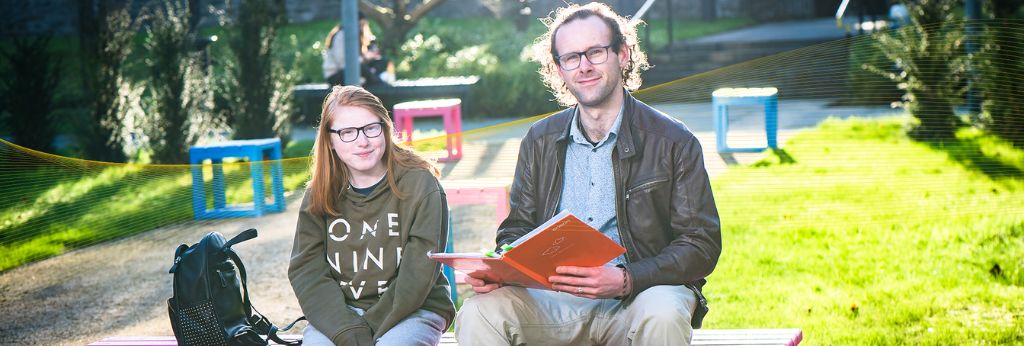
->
<box><xmin>168</xmin><ymin>228</ymin><xmax>304</xmax><ymax>345</ymax></box>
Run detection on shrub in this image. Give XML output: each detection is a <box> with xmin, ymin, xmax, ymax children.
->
<box><xmin>76</xmin><ymin>0</ymin><xmax>143</xmax><ymax>162</ymax></box>
<box><xmin>142</xmin><ymin>0</ymin><xmax>221</xmax><ymax>163</ymax></box>
<box><xmin>864</xmin><ymin>0</ymin><xmax>967</xmax><ymax>142</ymax></box>
<box><xmin>215</xmin><ymin>0</ymin><xmax>295</xmax><ymax>142</ymax></box>
<box><xmin>977</xmin><ymin>4</ymin><xmax>1024</xmax><ymax>147</ymax></box>
<box><xmin>397</xmin><ymin>26</ymin><xmax>557</xmax><ymax>119</ymax></box>
<box><xmin>846</xmin><ymin>35</ymin><xmax>901</xmax><ymax>106</ymax></box>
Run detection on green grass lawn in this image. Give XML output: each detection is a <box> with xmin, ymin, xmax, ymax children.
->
<box><xmin>705</xmin><ymin>117</ymin><xmax>1024</xmax><ymax>344</ymax></box>
<box><xmin>0</xmin><ymin>143</ymin><xmax>313</xmax><ymax>272</ymax></box>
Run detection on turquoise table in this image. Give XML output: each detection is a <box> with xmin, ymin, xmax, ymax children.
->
<box><xmin>712</xmin><ymin>87</ymin><xmax>779</xmax><ymax>153</ymax></box>
<box><xmin>189</xmin><ymin>138</ymin><xmax>285</xmax><ymax>219</ymax></box>
<box><xmin>444</xmin><ymin>215</ymin><xmax>458</xmax><ymax>303</ymax></box>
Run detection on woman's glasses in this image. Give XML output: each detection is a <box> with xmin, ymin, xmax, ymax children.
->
<box><xmin>329</xmin><ymin>122</ymin><xmax>384</xmax><ymax>142</ymax></box>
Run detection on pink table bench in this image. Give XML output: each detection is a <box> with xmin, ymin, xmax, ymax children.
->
<box><xmin>444</xmin><ymin>184</ymin><xmax>510</xmax><ymax>228</ymax></box>
<box><xmin>393</xmin><ymin>98</ymin><xmax>463</xmax><ymax>162</ymax></box>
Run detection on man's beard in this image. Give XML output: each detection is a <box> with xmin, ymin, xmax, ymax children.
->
<box><xmin>569</xmin><ymin>73</ymin><xmax>620</xmax><ymax>108</ymax></box>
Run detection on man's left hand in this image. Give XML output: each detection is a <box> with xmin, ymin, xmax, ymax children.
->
<box><xmin>549</xmin><ymin>265</ymin><xmax>624</xmax><ymax>299</ymax></box>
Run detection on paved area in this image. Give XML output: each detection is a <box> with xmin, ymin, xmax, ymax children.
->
<box><xmin>689</xmin><ymin>17</ymin><xmax>861</xmax><ymax>44</ymax></box>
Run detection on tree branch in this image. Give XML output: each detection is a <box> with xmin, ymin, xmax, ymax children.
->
<box><xmin>409</xmin><ymin>0</ymin><xmax>446</xmax><ymax>23</ymax></box>
<box><xmin>359</xmin><ymin>1</ymin><xmax>391</xmax><ymax>25</ymax></box>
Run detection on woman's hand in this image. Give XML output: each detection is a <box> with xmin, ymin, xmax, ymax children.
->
<box><xmin>464</xmin><ymin>276</ymin><xmax>503</xmax><ymax>294</ymax></box>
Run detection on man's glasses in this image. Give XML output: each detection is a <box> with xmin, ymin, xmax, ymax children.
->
<box><xmin>329</xmin><ymin>122</ymin><xmax>384</xmax><ymax>142</ymax></box>
<box><xmin>555</xmin><ymin>45</ymin><xmax>613</xmax><ymax>71</ymax></box>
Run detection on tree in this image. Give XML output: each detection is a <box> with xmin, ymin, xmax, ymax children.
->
<box><xmin>865</xmin><ymin>0</ymin><xmax>967</xmax><ymax>142</ymax></box>
<box><xmin>77</xmin><ymin>0</ymin><xmax>143</xmax><ymax>162</ymax></box>
<box><xmin>217</xmin><ymin>0</ymin><xmax>294</xmax><ymax>141</ymax></box>
<box><xmin>978</xmin><ymin>0</ymin><xmax>1024</xmax><ymax>147</ymax></box>
<box><xmin>143</xmin><ymin>0</ymin><xmax>219</xmax><ymax>163</ymax></box>
<box><xmin>359</xmin><ymin>0</ymin><xmax>447</xmax><ymax>58</ymax></box>
<box><xmin>0</xmin><ymin>36</ymin><xmax>61</xmax><ymax>154</ymax></box>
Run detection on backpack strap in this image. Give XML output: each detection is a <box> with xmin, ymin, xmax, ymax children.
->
<box><xmin>226</xmin><ymin>246</ymin><xmax>305</xmax><ymax>345</ymax></box>
<box><xmin>251</xmin><ymin>314</ymin><xmax>305</xmax><ymax>345</ymax></box>
<box><xmin>224</xmin><ymin>248</ymin><xmax>255</xmax><ymax>314</ymax></box>
<box><xmin>223</xmin><ymin>228</ymin><xmax>258</xmax><ymax>249</ymax></box>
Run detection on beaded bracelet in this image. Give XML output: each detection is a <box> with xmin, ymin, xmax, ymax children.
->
<box><xmin>615</xmin><ymin>266</ymin><xmax>630</xmax><ymax>300</ymax></box>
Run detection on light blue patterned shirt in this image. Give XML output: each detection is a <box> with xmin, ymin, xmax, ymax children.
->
<box><xmin>559</xmin><ymin>106</ymin><xmax>627</xmax><ymax>265</ymax></box>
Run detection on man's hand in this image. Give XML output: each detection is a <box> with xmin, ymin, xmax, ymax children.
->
<box><xmin>464</xmin><ymin>276</ymin><xmax>502</xmax><ymax>294</ymax></box>
<box><xmin>549</xmin><ymin>265</ymin><xmax>626</xmax><ymax>299</ymax></box>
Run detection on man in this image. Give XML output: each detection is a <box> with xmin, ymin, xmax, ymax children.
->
<box><xmin>455</xmin><ymin>2</ymin><xmax>722</xmax><ymax>345</ymax></box>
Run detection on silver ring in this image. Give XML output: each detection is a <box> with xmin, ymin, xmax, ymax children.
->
<box><xmin>576</xmin><ymin>287</ymin><xmax>583</xmax><ymax>294</ymax></box>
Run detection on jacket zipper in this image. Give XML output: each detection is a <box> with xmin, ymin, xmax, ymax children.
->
<box><xmin>624</xmin><ymin>178</ymin><xmax>669</xmax><ymax>200</ymax></box>
<box><xmin>548</xmin><ymin>140</ymin><xmax>566</xmax><ymax>220</ymax></box>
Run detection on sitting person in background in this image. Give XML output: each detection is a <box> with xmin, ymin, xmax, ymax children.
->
<box><xmin>323</xmin><ymin>13</ymin><xmax>395</xmax><ymax>87</ymax></box>
<box><xmin>362</xmin><ymin>40</ymin><xmax>395</xmax><ymax>86</ymax></box>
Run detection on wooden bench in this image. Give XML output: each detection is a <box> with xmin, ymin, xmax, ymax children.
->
<box><xmin>90</xmin><ymin>329</ymin><xmax>802</xmax><ymax>345</ymax></box>
<box><xmin>293</xmin><ymin>76</ymin><xmax>480</xmax><ymax>125</ymax></box>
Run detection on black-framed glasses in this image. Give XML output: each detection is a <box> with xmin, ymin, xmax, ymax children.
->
<box><xmin>555</xmin><ymin>45</ymin><xmax>613</xmax><ymax>71</ymax></box>
<box><xmin>329</xmin><ymin>122</ymin><xmax>384</xmax><ymax>142</ymax></box>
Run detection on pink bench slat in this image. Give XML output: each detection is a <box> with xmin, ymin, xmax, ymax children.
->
<box><xmin>87</xmin><ymin>335</ymin><xmax>300</xmax><ymax>346</ymax></box>
<box><xmin>692</xmin><ymin>328</ymin><xmax>803</xmax><ymax>346</ymax></box>
<box><xmin>91</xmin><ymin>328</ymin><xmax>801</xmax><ymax>346</ymax></box>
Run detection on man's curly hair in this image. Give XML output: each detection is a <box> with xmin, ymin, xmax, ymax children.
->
<box><xmin>531</xmin><ymin>2</ymin><xmax>650</xmax><ymax>106</ymax></box>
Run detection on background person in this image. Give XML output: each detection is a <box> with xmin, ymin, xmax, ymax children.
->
<box><xmin>323</xmin><ymin>15</ymin><xmax>395</xmax><ymax>87</ymax></box>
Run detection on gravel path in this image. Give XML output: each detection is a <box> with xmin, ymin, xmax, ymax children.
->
<box><xmin>0</xmin><ymin>196</ymin><xmax>306</xmax><ymax>345</ymax></box>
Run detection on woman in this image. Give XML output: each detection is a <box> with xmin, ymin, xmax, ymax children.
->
<box><xmin>289</xmin><ymin>85</ymin><xmax>454</xmax><ymax>345</ymax></box>
<box><xmin>323</xmin><ymin>15</ymin><xmax>394</xmax><ymax>86</ymax></box>
<box><xmin>322</xmin><ymin>14</ymin><xmax>374</xmax><ymax>86</ymax></box>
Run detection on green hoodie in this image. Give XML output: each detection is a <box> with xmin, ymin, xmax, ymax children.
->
<box><xmin>288</xmin><ymin>165</ymin><xmax>455</xmax><ymax>344</ymax></box>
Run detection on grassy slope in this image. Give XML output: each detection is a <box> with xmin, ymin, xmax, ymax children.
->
<box><xmin>706</xmin><ymin>117</ymin><xmax>1024</xmax><ymax>344</ymax></box>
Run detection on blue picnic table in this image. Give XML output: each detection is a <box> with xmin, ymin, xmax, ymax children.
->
<box><xmin>189</xmin><ymin>138</ymin><xmax>285</xmax><ymax>219</ymax></box>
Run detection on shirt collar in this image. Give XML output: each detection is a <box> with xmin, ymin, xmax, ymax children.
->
<box><xmin>569</xmin><ymin>103</ymin><xmax>625</xmax><ymax>148</ymax></box>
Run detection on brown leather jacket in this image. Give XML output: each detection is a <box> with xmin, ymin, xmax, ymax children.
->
<box><xmin>497</xmin><ymin>90</ymin><xmax>722</xmax><ymax>322</ymax></box>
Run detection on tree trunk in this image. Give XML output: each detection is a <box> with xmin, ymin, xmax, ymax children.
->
<box><xmin>908</xmin><ymin>91</ymin><xmax>959</xmax><ymax>141</ymax></box>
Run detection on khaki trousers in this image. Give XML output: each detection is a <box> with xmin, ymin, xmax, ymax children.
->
<box><xmin>455</xmin><ymin>285</ymin><xmax>697</xmax><ymax>346</ymax></box>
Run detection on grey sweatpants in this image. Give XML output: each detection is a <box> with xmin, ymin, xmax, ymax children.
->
<box><xmin>302</xmin><ymin>307</ymin><xmax>447</xmax><ymax>346</ymax></box>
